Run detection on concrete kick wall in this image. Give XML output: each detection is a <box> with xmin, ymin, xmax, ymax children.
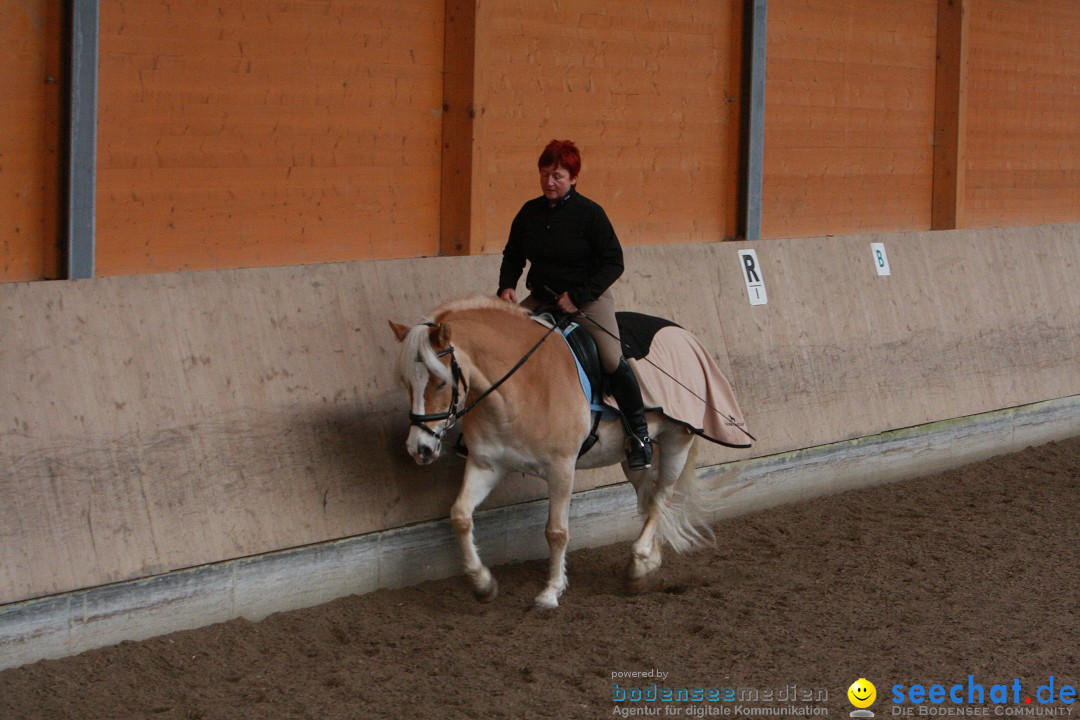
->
<box><xmin>3</xmin><ymin>397</ymin><xmax>1077</xmax><ymax>671</ymax></box>
<box><xmin>2</xmin><ymin>225</ymin><xmax>1079</xmax><ymax>610</ymax></box>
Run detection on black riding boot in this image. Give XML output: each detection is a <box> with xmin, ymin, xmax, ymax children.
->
<box><xmin>607</xmin><ymin>357</ymin><xmax>654</xmax><ymax>470</ymax></box>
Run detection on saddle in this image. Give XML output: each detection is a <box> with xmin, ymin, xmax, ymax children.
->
<box><xmin>533</xmin><ymin>311</ymin><xmax>680</xmax><ymax>457</ymax></box>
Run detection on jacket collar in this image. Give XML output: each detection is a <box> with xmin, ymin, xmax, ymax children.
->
<box><xmin>546</xmin><ymin>184</ymin><xmax>577</xmax><ymax>207</ymax></box>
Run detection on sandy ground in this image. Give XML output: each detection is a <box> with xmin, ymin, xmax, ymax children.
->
<box><xmin>1</xmin><ymin>437</ymin><xmax>1077</xmax><ymax>720</ymax></box>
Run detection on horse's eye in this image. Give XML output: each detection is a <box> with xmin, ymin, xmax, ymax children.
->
<box><xmin>436</xmin><ymin>381</ymin><xmax>447</xmax><ymax>390</ymax></box>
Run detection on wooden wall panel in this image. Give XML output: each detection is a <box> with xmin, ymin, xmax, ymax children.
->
<box><xmin>762</xmin><ymin>0</ymin><xmax>938</xmax><ymax>238</ymax></box>
<box><xmin>7</xmin><ymin>1</ymin><xmax>1080</xmax><ymax>283</ymax></box>
<box><xmin>470</xmin><ymin>0</ymin><xmax>741</xmax><ymax>254</ymax></box>
<box><xmin>95</xmin><ymin>0</ymin><xmax>445</xmax><ymax>276</ymax></box>
<box><xmin>0</xmin><ymin>1</ymin><xmax>62</xmax><ymax>282</ymax></box>
<box><xmin>963</xmin><ymin>0</ymin><xmax>1080</xmax><ymax>227</ymax></box>
<box><xmin>931</xmin><ymin>0</ymin><xmax>969</xmax><ymax>230</ymax></box>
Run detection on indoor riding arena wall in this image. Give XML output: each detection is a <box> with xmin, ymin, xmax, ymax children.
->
<box><xmin>2</xmin><ymin>224</ymin><xmax>1079</xmax><ymax>668</ymax></box>
<box><xmin>3</xmin><ymin>0</ymin><xmax>1080</xmax><ymax>670</ymax></box>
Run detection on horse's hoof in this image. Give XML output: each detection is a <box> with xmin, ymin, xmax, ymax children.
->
<box><xmin>473</xmin><ymin>576</ymin><xmax>499</xmax><ymax>603</ymax></box>
<box><xmin>533</xmin><ymin>591</ymin><xmax>560</xmax><ymax>610</ymax></box>
<box><xmin>626</xmin><ymin>555</ymin><xmax>663</xmax><ymax>595</ymax></box>
<box><xmin>625</xmin><ymin>572</ymin><xmax>662</xmax><ymax>595</ymax></box>
<box><xmin>535</xmin><ymin>595</ymin><xmax>561</xmax><ymax>613</ymax></box>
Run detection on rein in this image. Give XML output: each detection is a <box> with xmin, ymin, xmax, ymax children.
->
<box><xmin>408</xmin><ymin>319</ymin><xmax>562</xmax><ymax>439</ymax></box>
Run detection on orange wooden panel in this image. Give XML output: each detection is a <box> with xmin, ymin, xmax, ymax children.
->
<box><xmin>96</xmin><ymin>0</ymin><xmax>445</xmax><ymax>276</ymax></box>
<box><xmin>472</xmin><ymin>0</ymin><xmax>741</xmax><ymax>255</ymax></box>
<box><xmin>963</xmin><ymin>0</ymin><xmax>1080</xmax><ymax>227</ymax></box>
<box><xmin>931</xmin><ymin>0</ymin><xmax>968</xmax><ymax>230</ymax></box>
<box><xmin>762</xmin><ymin>0</ymin><xmax>938</xmax><ymax>239</ymax></box>
<box><xmin>0</xmin><ymin>1</ymin><xmax>62</xmax><ymax>282</ymax></box>
<box><xmin>439</xmin><ymin>0</ymin><xmax>478</xmax><ymax>256</ymax></box>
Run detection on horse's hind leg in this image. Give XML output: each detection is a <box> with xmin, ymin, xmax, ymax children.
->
<box><xmin>626</xmin><ymin>431</ymin><xmax>694</xmax><ymax>593</ymax></box>
<box><xmin>626</xmin><ymin>468</ymin><xmax>665</xmax><ymax>594</ymax></box>
<box><xmin>535</xmin><ymin>460</ymin><xmax>575</xmax><ymax>610</ymax></box>
<box><xmin>451</xmin><ymin>460</ymin><xmax>503</xmax><ymax>602</ymax></box>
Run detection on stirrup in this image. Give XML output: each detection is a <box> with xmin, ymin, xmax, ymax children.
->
<box><xmin>626</xmin><ymin>435</ymin><xmax>653</xmax><ymax>470</ymax></box>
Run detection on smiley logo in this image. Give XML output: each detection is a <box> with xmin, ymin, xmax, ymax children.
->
<box><xmin>848</xmin><ymin>678</ymin><xmax>877</xmax><ymax>709</ymax></box>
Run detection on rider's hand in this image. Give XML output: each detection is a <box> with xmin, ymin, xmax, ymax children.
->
<box><xmin>498</xmin><ymin>288</ymin><xmax>518</xmax><ymax>303</ymax></box>
<box><xmin>556</xmin><ymin>292</ymin><xmax>578</xmax><ymax>314</ymax></box>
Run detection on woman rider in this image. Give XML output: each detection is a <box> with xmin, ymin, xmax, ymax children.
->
<box><xmin>497</xmin><ymin>139</ymin><xmax>653</xmax><ymax>470</ymax></box>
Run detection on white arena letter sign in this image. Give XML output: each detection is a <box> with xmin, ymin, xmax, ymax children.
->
<box><xmin>871</xmin><ymin>242</ymin><xmax>891</xmax><ymax>276</ymax></box>
<box><xmin>738</xmin><ymin>249</ymin><xmax>767</xmax><ymax>305</ymax></box>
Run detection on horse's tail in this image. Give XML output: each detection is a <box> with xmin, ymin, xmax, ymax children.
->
<box><xmin>638</xmin><ymin>436</ymin><xmax>719</xmax><ymax>554</ymax></box>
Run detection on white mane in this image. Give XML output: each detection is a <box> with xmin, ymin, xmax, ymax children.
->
<box><xmin>398</xmin><ymin>296</ymin><xmax>532</xmax><ymax>393</ymax></box>
<box><xmin>431</xmin><ymin>295</ymin><xmax>531</xmax><ymax>319</ymax></box>
<box><xmin>399</xmin><ymin>322</ymin><xmax>453</xmax><ymax>386</ymax></box>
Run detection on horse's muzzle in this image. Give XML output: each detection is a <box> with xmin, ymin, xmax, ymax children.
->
<box><xmin>414</xmin><ymin>444</ymin><xmax>435</xmax><ymax>465</ymax></box>
<box><xmin>407</xmin><ymin>425</ymin><xmax>441</xmax><ymax>465</ymax></box>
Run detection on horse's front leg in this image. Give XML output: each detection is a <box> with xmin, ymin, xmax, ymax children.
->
<box><xmin>451</xmin><ymin>459</ymin><xmax>504</xmax><ymax>602</ymax></box>
<box><xmin>535</xmin><ymin>460</ymin><xmax>575</xmax><ymax>609</ymax></box>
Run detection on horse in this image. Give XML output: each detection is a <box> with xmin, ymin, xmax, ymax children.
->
<box><xmin>389</xmin><ymin>296</ymin><xmax>727</xmax><ymax>609</ymax></box>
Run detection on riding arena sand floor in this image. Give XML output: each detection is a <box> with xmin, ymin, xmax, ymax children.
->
<box><xmin>2</xmin><ymin>436</ymin><xmax>1077</xmax><ymax>720</ymax></box>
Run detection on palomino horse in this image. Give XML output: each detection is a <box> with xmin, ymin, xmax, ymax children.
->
<box><xmin>389</xmin><ymin>297</ymin><xmax>721</xmax><ymax>609</ymax></box>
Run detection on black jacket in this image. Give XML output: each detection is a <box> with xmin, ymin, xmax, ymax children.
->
<box><xmin>497</xmin><ymin>188</ymin><xmax>624</xmax><ymax>308</ymax></box>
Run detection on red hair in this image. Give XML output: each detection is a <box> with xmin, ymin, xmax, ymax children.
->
<box><xmin>538</xmin><ymin>139</ymin><xmax>581</xmax><ymax>177</ymax></box>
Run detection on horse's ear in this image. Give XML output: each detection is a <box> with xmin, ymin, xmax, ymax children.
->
<box><xmin>388</xmin><ymin>320</ymin><xmax>410</xmax><ymax>343</ymax></box>
<box><xmin>432</xmin><ymin>322</ymin><xmax>452</xmax><ymax>348</ymax></box>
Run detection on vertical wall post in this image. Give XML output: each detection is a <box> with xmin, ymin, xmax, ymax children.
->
<box><xmin>439</xmin><ymin>0</ymin><xmax>478</xmax><ymax>256</ymax></box>
<box><xmin>67</xmin><ymin>0</ymin><xmax>98</xmax><ymax>279</ymax></box>
<box><xmin>740</xmin><ymin>0</ymin><xmax>768</xmax><ymax>240</ymax></box>
<box><xmin>932</xmin><ymin>0</ymin><xmax>968</xmax><ymax>230</ymax></box>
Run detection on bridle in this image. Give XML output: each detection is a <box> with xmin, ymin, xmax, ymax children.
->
<box><xmin>406</xmin><ymin>318</ymin><xmax>561</xmax><ymax>440</ymax></box>
<box><xmin>407</xmin><ymin>344</ymin><xmax>467</xmax><ymax>440</ymax></box>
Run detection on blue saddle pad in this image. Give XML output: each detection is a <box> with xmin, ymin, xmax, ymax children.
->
<box><xmin>530</xmin><ymin>315</ymin><xmax>612</xmax><ymax>416</ymax></box>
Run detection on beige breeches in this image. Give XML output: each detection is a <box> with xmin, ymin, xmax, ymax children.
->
<box><xmin>521</xmin><ymin>288</ymin><xmax>623</xmax><ymax>373</ymax></box>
